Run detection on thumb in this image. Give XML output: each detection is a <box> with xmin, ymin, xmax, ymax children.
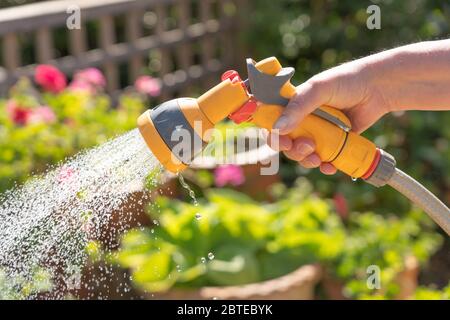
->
<box><xmin>273</xmin><ymin>79</ymin><xmax>332</xmax><ymax>135</ymax></box>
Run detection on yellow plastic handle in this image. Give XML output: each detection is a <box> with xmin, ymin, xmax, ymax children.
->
<box><xmin>249</xmin><ymin>57</ymin><xmax>377</xmax><ymax>178</ymax></box>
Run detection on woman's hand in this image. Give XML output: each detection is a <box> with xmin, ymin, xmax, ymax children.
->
<box><xmin>268</xmin><ymin>39</ymin><xmax>450</xmax><ymax>174</ymax></box>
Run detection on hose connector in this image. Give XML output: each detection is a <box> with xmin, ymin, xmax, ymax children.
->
<box><xmin>364</xmin><ymin>149</ymin><xmax>397</xmax><ymax>187</ymax></box>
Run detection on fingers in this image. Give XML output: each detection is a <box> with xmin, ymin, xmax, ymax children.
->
<box><xmin>298</xmin><ymin>153</ymin><xmax>321</xmax><ymax>168</ymax></box>
<box><xmin>283</xmin><ymin>137</ymin><xmax>315</xmax><ymax>161</ymax></box>
<box><xmin>266</xmin><ymin>134</ymin><xmax>338</xmax><ymax>175</ymax></box>
<box><xmin>320</xmin><ymin>163</ymin><xmax>337</xmax><ymax>175</ymax></box>
<box><xmin>273</xmin><ymin>78</ymin><xmax>333</xmax><ymax>135</ymax></box>
<box><xmin>266</xmin><ymin>132</ymin><xmax>292</xmax><ymax>151</ymax></box>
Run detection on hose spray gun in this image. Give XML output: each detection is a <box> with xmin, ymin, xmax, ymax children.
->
<box><xmin>138</xmin><ymin>57</ymin><xmax>450</xmax><ymax>235</ymax></box>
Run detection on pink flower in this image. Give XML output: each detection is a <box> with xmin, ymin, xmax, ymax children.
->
<box><xmin>30</xmin><ymin>106</ymin><xmax>56</xmax><ymax>124</ymax></box>
<box><xmin>68</xmin><ymin>79</ymin><xmax>95</xmax><ymax>94</ymax></box>
<box><xmin>135</xmin><ymin>75</ymin><xmax>161</xmax><ymax>97</ymax></box>
<box><xmin>73</xmin><ymin>68</ymin><xmax>106</xmax><ymax>88</ymax></box>
<box><xmin>35</xmin><ymin>64</ymin><xmax>67</xmax><ymax>93</ymax></box>
<box><xmin>333</xmin><ymin>193</ymin><xmax>349</xmax><ymax>220</ymax></box>
<box><xmin>6</xmin><ymin>100</ymin><xmax>33</xmax><ymax>126</ymax></box>
<box><xmin>214</xmin><ymin>165</ymin><xmax>245</xmax><ymax>187</ymax></box>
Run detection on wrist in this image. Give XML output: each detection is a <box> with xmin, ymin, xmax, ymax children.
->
<box><xmin>359</xmin><ymin>51</ymin><xmax>402</xmax><ymax>113</ymax></box>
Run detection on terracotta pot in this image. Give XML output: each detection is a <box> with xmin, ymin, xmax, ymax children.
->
<box><xmin>95</xmin><ymin>173</ymin><xmax>178</xmax><ymax>248</ymax></box>
<box><xmin>321</xmin><ymin>271</ymin><xmax>347</xmax><ymax>300</ymax></box>
<box><xmin>152</xmin><ymin>264</ymin><xmax>322</xmax><ymax>300</ymax></box>
<box><xmin>322</xmin><ymin>256</ymin><xmax>420</xmax><ymax>300</ymax></box>
<box><xmin>395</xmin><ymin>256</ymin><xmax>419</xmax><ymax>299</ymax></box>
<box><xmin>191</xmin><ymin>138</ymin><xmax>281</xmax><ymax>201</ymax></box>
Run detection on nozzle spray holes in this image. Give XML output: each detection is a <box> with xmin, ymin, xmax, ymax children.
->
<box><xmin>178</xmin><ymin>173</ymin><xmax>199</xmax><ymax>206</ymax></box>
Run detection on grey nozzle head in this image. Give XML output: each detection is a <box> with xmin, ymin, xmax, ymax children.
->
<box><xmin>150</xmin><ymin>98</ymin><xmax>206</xmax><ymax>165</ymax></box>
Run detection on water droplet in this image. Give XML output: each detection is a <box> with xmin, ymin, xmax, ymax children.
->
<box><xmin>176</xmin><ymin>265</ymin><xmax>182</xmax><ymax>272</ymax></box>
<box><xmin>153</xmin><ymin>219</ymin><xmax>159</xmax><ymax>226</ymax></box>
<box><xmin>150</xmin><ymin>228</ymin><xmax>154</xmax><ymax>234</ymax></box>
<box><xmin>178</xmin><ymin>174</ymin><xmax>199</xmax><ymax>206</ymax></box>
<box><xmin>208</xmin><ymin>252</ymin><xmax>215</xmax><ymax>260</ymax></box>
<box><xmin>351</xmin><ymin>177</ymin><xmax>357</xmax><ymax>182</ymax></box>
<box><xmin>200</xmin><ymin>257</ymin><xmax>206</xmax><ymax>263</ymax></box>
<box><xmin>195</xmin><ymin>213</ymin><xmax>202</xmax><ymax>220</ymax></box>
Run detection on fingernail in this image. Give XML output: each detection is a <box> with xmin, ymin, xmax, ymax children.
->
<box><xmin>273</xmin><ymin>116</ymin><xmax>290</xmax><ymax>131</ymax></box>
<box><xmin>302</xmin><ymin>157</ymin><xmax>319</xmax><ymax>168</ymax></box>
<box><xmin>297</xmin><ymin>143</ymin><xmax>314</xmax><ymax>157</ymax></box>
<box><xmin>302</xmin><ymin>159</ymin><xmax>312</xmax><ymax>167</ymax></box>
<box><xmin>280</xmin><ymin>138</ymin><xmax>292</xmax><ymax>151</ymax></box>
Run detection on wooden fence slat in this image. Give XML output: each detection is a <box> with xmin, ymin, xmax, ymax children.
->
<box><xmin>35</xmin><ymin>27</ymin><xmax>54</xmax><ymax>62</ymax></box>
<box><xmin>218</xmin><ymin>0</ymin><xmax>233</xmax><ymax>66</ymax></box>
<box><xmin>99</xmin><ymin>14</ymin><xmax>119</xmax><ymax>92</ymax></box>
<box><xmin>0</xmin><ymin>66</ymin><xmax>9</xmax><ymax>95</ymax></box>
<box><xmin>231</xmin><ymin>0</ymin><xmax>247</xmax><ymax>73</ymax></box>
<box><xmin>2</xmin><ymin>19</ymin><xmax>230</xmax><ymax>90</ymax></box>
<box><xmin>199</xmin><ymin>0</ymin><xmax>215</xmax><ymax>89</ymax></box>
<box><xmin>155</xmin><ymin>3</ymin><xmax>172</xmax><ymax>100</ymax></box>
<box><xmin>0</xmin><ymin>0</ymin><xmax>242</xmax><ymax>97</ymax></box>
<box><xmin>0</xmin><ymin>0</ymin><xmax>167</xmax><ymax>36</ymax></box>
<box><xmin>69</xmin><ymin>27</ymin><xmax>87</xmax><ymax>57</ymax></box>
<box><xmin>176</xmin><ymin>0</ymin><xmax>192</xmax><ymax>95</ymax></box>
<box><xmin>200</xmin><ymin>0</ymin><xmax>213</xmax><ymax>64</ymax></box>
<box><xmin>126</xmin><ymin>9</ymin><xmax>144</xmax><ymax>82</ymax></box>
<box><xmin>3</xmin><ymin>33</ymin><xmax>20</xmax><ymax>70</ymax></box>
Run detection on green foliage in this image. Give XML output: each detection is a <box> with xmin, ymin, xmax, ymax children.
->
<box><xmin>114</xmin><ymin>178</ymin><xmax>441</xmax><ymax>295</ymax></box>
<box><xmin>413</xmin><ymin>282</ymin><xmax>450</xmax><ymax>300</ymax></box>
<box><xmin>202</xmin><ymin>121</ymin><xmax>257</xmax><ymax>160</ymax></box>
<box><xmin>0</xmin><ymin>267</ymin><xmax>52</xmax><ymax>299</ymax></box>
<box><xmin>333</xmin><ymin>209</ymin><xmax>442</xmax><ymax>299</ymax></box>
<box><xmin>0</xmin><ymin>78</ymin><xmax>144</xmax><ymax>192</ymax></box>
<box><xmin>113</xmin><ymin>178</ymin><xmax>345</xmax><ymax>292</ymax></box>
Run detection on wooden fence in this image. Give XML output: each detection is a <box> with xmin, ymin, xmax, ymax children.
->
<box><xmin>0</xmin><ymin>0</ymin><xmax>248</xmax><ymax>98</ymax></box>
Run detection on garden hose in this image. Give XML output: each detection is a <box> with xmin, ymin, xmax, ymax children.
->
<box><xmin>387</xmin><ymin>168</ymin><xmax>450</xmax><ymax>235</ymax></box>
<box><xmin>137</xmin><ymin>57</ymin><xmax>450</xmax><ymax>235</ymax></box>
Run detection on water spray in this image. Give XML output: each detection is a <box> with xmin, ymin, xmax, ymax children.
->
<box><xmin>137</xmin><ymin>57</ymin><xmax>450</xmax><ymax>235</ymax></box>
